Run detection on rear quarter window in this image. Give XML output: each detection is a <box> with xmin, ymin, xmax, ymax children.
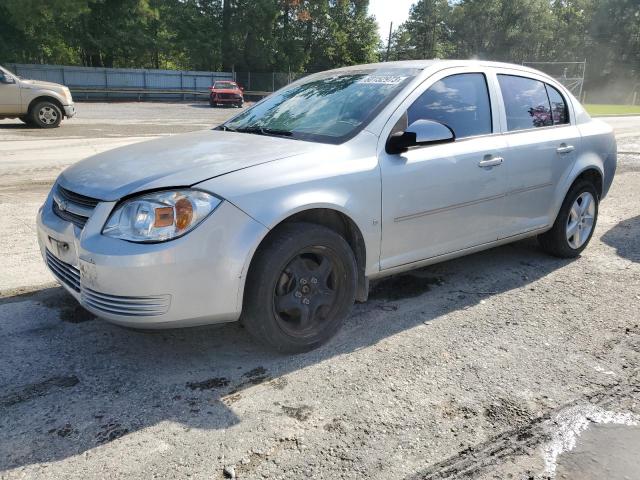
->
<box><xmin>545</xmin><ymin>84</ymin><xmax>570</xmax><ymax>125</ymax></box>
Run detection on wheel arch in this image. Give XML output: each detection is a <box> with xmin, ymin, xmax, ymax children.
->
<box><xmin>572</xmin><ymin>167</ymin><xmax>603</xmax><ymax>199</ymax></box>
<box><xmin>549</xmin><ymin>163</ymin><xmax>604</xmax><ymax>230</ymax></box>
<box><xmin>241</xmin><ymin>206</ymin><xmax>369</xmax><ymax>307</ymax></box>
<box><xmin>28</xmin><ymin>95</ymin><xmax>65</xmax><ymax>116</ymax></box>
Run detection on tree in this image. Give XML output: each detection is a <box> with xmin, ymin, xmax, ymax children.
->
<box><xmin>402</xmin><ymin>0</ymin><xmax>452</xmax><ymax>59</ymax></box>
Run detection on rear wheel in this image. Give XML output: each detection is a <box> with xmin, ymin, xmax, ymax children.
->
<box><xmin>242</xmin><ymin>223</ymin><xmax>357</xmax><ymax>353</ymax></box>
<box><xmin>30</xmin><ymin>101</ymin><xmax>62</xmax><ymax>128</ymax></box>
<box><xmin>538</xmin><ymin>179</ymin><xmax>599</xmax><ymax>258</ymax></box>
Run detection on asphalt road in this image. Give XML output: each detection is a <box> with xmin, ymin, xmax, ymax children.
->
<box><xmin>1</xmin><ymin>103</ymin><xmax>639</xmax><ymax>480</ymax></box>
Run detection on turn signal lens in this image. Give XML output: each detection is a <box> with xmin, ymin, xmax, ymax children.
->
<box><xmin>103</xmin><ymin>190</ymin><xmax>221</xmax><ymax>242</ymax></box>
<box><xmin>175</xmin><ymin>198</ymin><xmax>194</xmax><ymax>231</ymax></box>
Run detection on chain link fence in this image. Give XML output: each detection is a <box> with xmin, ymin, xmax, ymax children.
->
<box><xmin>5</xmin><ymin>64</ymin><xmax>312</xmax><ymax>101</ymax></box>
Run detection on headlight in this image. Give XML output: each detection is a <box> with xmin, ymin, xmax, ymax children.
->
<box><xmin>103</xmin><ymin>190</ymin><xmax>221</xmax><ymax>242</ymax></box>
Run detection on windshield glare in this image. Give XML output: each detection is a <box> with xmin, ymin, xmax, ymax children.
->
<box><xmin>222</xmin><ymin>68</ymin><xmax>418</xmax><ymax>144</ymax></box>
<box><xmin>214</xmin><ymin>81</ymin><xmax>237</xmax><ymax>89</ymax></box>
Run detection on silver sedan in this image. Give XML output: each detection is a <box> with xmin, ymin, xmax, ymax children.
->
<box><xmin>37</xmin><ymin>60</ymin><xmax>617</xmax><ymax>352</ymax></box>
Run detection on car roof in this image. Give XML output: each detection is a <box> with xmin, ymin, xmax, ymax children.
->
<box><xmin>326</xmin><ymin>59</ymin><xmax>547</xmax><ymax>78</ymax></box>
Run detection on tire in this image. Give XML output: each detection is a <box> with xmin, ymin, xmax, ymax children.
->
<box><xmin>242</xmin><ymin>223</ymin><xmax>357</xmax><ymax>353</ymax></box>
<box><xmin>30</xmin><ymin>101</ymin><xmax>62</xmax><ymax>128</ymax></box>
<box><xmin>19</xmin><ymin>116</ymin><xmax>32</xmax><ymax>125</ymax></box>
<box><xmin>538</xmin><ymin>179</ymin><xmax>599</xmax><ymax>258</ymax></box>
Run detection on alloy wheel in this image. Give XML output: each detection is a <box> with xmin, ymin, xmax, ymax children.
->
<box><xmin>566</xmin><ymin>192</ymin><xmax>596</xmax><ymax>249</ymax></box>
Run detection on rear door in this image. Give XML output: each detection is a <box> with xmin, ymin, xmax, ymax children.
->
<box><xmin>494</xmin><ymin>71</ymin><xmax>581</xmax><ymax>237</ymax></box>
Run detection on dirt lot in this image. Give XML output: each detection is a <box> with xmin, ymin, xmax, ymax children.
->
<box><xmin>1</xmin><ymin>103</ymin><xmax>639</xmax><ymax>480</ymax></box>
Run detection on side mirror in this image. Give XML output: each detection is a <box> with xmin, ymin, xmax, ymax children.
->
<box><xmin>0</xmin><ymin>73</ymin><xmax>16</xmax><ymax>84</ymax></box>
<box><xmin>386</xmin><ymin>119</ymin><xmax>455</xmax><ymax>154</ymax></box>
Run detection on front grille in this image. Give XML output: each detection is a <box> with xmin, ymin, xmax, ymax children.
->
<box><xmin>81</xmin><ymin>288</ymin><xmax>171</xmax><ymax>317</ymax></box>
<box><xmin>57</xmin><ymin>186</ymin><xmax>100</xmax><ymax>209</ymax></box>
<box><xmin>45</xmin><ymin>249</ymin><xmax>80</xmax><ymax>292</ymax></box>
<box><xmin>52</xmin><ymin>185</ymin><xmax>100</xmax><ymax>229</ymax></box>
<box><xmin>216</xmin><ymin>93</ymin><xmax>240</xmax><ymax>100</ymax></box>
<box><xmin>52</xmin><ymin>201</ymin><xmax>89</xmax><ymax>229</ymax></box>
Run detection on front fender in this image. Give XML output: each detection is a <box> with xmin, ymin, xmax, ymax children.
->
<box><xmin>196</xmin><ymin>132</ymin><xmax>382</xmax><ymax>278</ymax></box>
<box><xmin>25</xmin><ymin>89</ymin><xmax>68</xmax><ymax>110</ymax></box>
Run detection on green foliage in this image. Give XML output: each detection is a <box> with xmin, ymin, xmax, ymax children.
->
<box><xmin>0</xmin><ymin>0</ymin><xmax>380</xmax><ymax>73</ymax></box>
<box><xmin>384</xmin><ymin>0</ymin><xmax>638</xmax><ymax>95</ymax></box>
<box><xmin>1</xmin><ymin>0</ymin><xmax>637</xmax><ymax>84</ymax></box>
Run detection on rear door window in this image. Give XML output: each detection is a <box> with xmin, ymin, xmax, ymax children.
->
<box><xmin>407</xmin><ymin>73</ymin><xmax>492</xmax><ymax>139</ymax></box>
<box><xmin>498</xmin><ymin>75</ymin><xmax>553</xmax><ymax>131</ymax></box>
<box><xmin>545</xmin><ymin>84</ymin><xmax>569</xmax><ymax>125</ymax></box>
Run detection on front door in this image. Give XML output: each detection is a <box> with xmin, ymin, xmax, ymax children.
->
<box><xmin>0</xmin><ymin>68</ymin><xmax>21</xmax><ymax>115</ymax></box>
<box><xmin>379</xmin><ymin>71</ymin><xmax>508</xmax><ymax>270</ymax></box>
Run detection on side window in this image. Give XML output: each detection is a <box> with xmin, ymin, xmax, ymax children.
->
<box><xmin>497</xmin><ymin>75</ymin><xmax>553</xmax><ymax>131</ymax></box>
<box><xmin>545</xmin><ymin>84</ymin><xmax>569</xmax><ymax>125</ymax></box>
<box><xmin>407</xmin><ymin>73</ymin><xmax>492</xmax><ymax>139</ymax></box>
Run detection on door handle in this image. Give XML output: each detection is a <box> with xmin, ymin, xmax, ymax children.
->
<box><xmin>556</xmin><ymin>144</ymin><xmax>575</xmax><ymax>154</ymax></box>
<box><xmin>478</xmin><ymin>156</ymin><xmax>504</xmax><ymax>168</ymax></box>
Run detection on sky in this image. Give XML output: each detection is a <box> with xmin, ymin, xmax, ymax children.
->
<box><xmin>368</xmin><ymin>0</ymin><xmax>415</xmax><ymax>44</ymax></box>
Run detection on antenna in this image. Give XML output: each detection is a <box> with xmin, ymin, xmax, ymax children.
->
<box><xmin>385</xmin><ymin>22</ymin><xmax>393</xmax><ymax>62</ymax></box>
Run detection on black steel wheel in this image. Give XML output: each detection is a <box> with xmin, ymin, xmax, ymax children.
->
<box><xmin>273</xmin><ymin>247</ymin><xmax>343</xmax><ymax>337</ymax></box>
<box><xmin>243</xmin><ymin>223</ymin><xmax>357</xmax><ymax>353</ymax></box>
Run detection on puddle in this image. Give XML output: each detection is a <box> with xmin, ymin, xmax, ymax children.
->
<box><xmin>542</xmin><ymin>404</ymin><xmax>640</xmax><ymax>478</ymax></box>
<box><xmin>369</xmin><ymin>274</ymin><xmax>444</xmax><ymax>301</ymax></box>
<box><xmin>556</xmin><ymin>424</ymin><xmax>640</xmax><ymax>479</ymax></box>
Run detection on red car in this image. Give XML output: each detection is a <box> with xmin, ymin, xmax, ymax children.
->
<box><xmin>209</xmin><ymin>80</ymin><xmax>244</xmax><ymax>108</ymax></box>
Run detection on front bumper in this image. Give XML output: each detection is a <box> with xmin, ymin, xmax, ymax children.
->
<box><xmin>210</xmin><ymin>94</ymin><xmax>243</xmax><ymax>105</ymax></box>
<box><xmin>63</xmin><ymin>103</ymin><xmax>76</xmax><ymax>118</ymax></box>
<box><xmin>37</xmin><ymin>190</ymin><xmax>267</xmax><ymax>328</ymax></box>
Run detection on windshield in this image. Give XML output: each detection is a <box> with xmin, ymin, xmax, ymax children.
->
<box><xmin>220</xmin><ymin>68</ymin><xmax>418</xmax><ymax>144</ymax></box>
<box><xmin>214</xmin><ymin>81</ymin><xmax>237</xmax><ymax>89</ymax></box>
<box><xmin>0</xmin><ymin>65</ymin><xmax>15</xmax><ymax>78</ymax></box>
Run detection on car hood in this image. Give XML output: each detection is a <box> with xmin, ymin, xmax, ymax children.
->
<box><xmin>58</xmin><ymin>129</ymin><xmax>317</xmax><ymax>201</ymax></box>
<box><xmin>20</xmin><ymin>79</ymin><xmax>66</xmax><ymax>90</ymax></box>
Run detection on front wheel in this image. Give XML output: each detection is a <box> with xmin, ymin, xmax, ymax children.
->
<box><xmin>30</xmin><ymin>101</ymin><xmax>62</xmax><ymax>128</ymax></box>
<box><xmin>538</xmin><ymin>179</ymin><xmax>599</xmax><ymax>258</ymax></box>
<box><xmin>242</xmin><ymin>223</ymin><xmax>357</xmax><ymax>353</ymax></box>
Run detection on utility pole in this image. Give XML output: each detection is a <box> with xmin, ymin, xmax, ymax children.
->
<box><xmin>385</xmin><ymin>22</ymin><xmax>393</xmax><ymax>62</ymax></box>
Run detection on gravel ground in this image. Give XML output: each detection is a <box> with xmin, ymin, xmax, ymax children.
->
<box><xmin>0</xmin><ymin>103</ymin><xmax>639</xmax><ymax>480</ymax></box>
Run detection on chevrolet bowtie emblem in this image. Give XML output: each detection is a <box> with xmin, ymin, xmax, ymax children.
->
<box><xmin>56</xmin><ymin>197</ymin><xmax>68</xmax><ymax>212</ymax></box>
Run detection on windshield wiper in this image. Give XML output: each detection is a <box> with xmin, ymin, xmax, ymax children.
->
<box><xmin>217</xmin><ymin>125</ymin><xmax>237</xmax><ymax>132</ymax></box>
<box><xmin>235</xmin><ymin>127</ymin><xmax>293</xmax><ymax>137</ymax></box>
